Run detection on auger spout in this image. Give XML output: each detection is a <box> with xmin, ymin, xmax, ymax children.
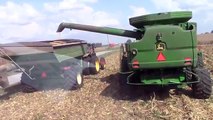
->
<box><xmin>57</xmin><ymin>22</ymin><xmax>141</xmax><ymax>39</ymax></box>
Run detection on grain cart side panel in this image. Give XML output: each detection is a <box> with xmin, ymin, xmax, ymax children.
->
<box><xmin>54</xmin><ymin>44</ymin><xmax>87</xmax><ymax>63</ymax></box>
<box><xmin>0</xmin><ymin>42</ymin><xmax>59</xmax><ymax>68</ymax></box>
<box><xmin>0</xmin><ymin>39</ymin><xmax>87</xmax><ymax>91</ymax></box>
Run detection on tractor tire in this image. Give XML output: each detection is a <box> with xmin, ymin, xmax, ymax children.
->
<box><xmin>63</xmin><ymin>68</ymin><xmax>83</xmax><ymax>90</ymax></box>
<box><xmin>90</xmin><ymin>56</ymin><xmax>100</xmax><ymax>74</ymax></box>
<box><xmin>83</xmin><ymin>57</ymin><xmax>90</xmax><ymax>75</ymax></box>
<box><xmin>192</xmin><ymin>68</ymin><xmax>212</xmax><ymax>99</ymax></box>
<box><xmin>21</xmin><ymin>73</ymin><xmax>37</xmax><ymax>93</ymax></box>
<box><xmin>99</xmin><ymin>57</ymin><xmax>106</xmax><ymax>70</ymax></box>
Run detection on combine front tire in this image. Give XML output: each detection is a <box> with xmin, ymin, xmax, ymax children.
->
<box><xmin>192</xmin><ymin>68</ymin><xmax>212</xmax><ymax>99</ymax></box>
<box><xmin>119</xmin><ymin>57</ymin><xmax>130</xmax><ymax>88</ymax></box>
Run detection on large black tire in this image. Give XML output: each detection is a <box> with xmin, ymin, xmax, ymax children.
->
<box><xmin>119</xmin><ymin>57</ymin><xmax>128</xmax><ymax>86</ymax></box>
<box><xmin>83</xmin><ymin>57</ymin><xmax>90</xmax><ymax>75</ymax></box>
<box><xmin>63</xmin><ymin>69</ymin><xmax>84</xmax><ymax>90</ymax></box>
<box><xmin>192</xmin><ymin>68</ymin><xmax>212</xmax><ymax>99</ymax></box>
<box><xmin>99</xmin><ymin>57</ymin><xmax>106</xmax><ymax>70</ymax></box>
<box><xmin>90</xmin><ymin>55</ymin><xmax>100</xmax><ymax>74</ymax></box>
<box><xmin>119</xmin><ymin>57</ymin><xmax>132</xmax><ymax>90</ymax></box>
<box><xmin>119</xmin><ymin>56</ymin><xmax>137</xmax><ymax>99</ymax></box>
<box><xmin>21</xmin><ymin>73</ymin><xmax>37</xmax><ymax>93</ymax></box>
<box><xmin>197</xmin><ymin>53</ymin><xmax>204</xmax><ymax>68</ymax></box>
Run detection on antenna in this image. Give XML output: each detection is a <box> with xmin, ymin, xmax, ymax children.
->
<box><xmin>107</xmin><ymin>34</ymin><xmax>110</xmax><ymax>48</ymax></box>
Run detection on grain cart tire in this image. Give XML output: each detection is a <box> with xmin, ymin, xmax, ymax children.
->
<box><xmin>99</xmin><ymin>57</ymin><xmax>106</xmax><ymax>70</ymax></box>
<box><xmin>83</xmin><ymin>57</ymin><xmax>90</xmax><ymax>75</ymax></box>
<box><xmin>90</xmin><ymin>56</ymin><xmax>100</xmax><ymax>74</ymax></box>
<box><xmin>63</xmin><ymin>68</ymin><xmax>83</xmax><ymax>90</ymax></box>
<box><xmin>21</xmin><ymin>73</ymin><xmax>37</xmax><ymax>93</ymax></box>
<box><xmin>192</xmin><ymin>68</ymin><xmax>212</xmax><ymax>99</ymax></box>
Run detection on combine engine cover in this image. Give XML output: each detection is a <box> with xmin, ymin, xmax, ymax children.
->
<box><xmin>128</xmin><ymin>11</ymin><xmax>197</xmax><ymax>69</ymax></box>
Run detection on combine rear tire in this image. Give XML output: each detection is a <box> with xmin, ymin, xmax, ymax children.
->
<box><xmin>63</xmin><ymin>69</ymin><xmax>83</xmax><ymax>90</ymax></box>
<box><xmin>197</xmin><ymin>53</ymin><xmax>204</xmax><ymax>68</ymax></box>
<box><xmin>90</xmin><ymin>56</ymin><xmax>100</xmax><ymax>74</ymax></box>
<box><xmin>192</xmin><ymin>68</ymin><xmax>212</xmax><ymax>99</ymax></box>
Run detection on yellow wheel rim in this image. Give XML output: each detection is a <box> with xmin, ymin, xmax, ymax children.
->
<box><xmin>95</xmin><ymin>60</ymin><xmax>100</xmax><ymax>72</ymax></box>
<box><xmin>76</xmin><ymin>73</ymin><xmax>82</xmax><ymax>85</ymax></box>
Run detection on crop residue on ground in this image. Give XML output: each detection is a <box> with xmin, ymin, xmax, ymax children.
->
<box><xmin>0</xmin><ymin>46</ymin><xmax>212</xmax><ymax>120</ymax></box>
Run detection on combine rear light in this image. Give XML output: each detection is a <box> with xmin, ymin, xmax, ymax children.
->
<box><xmin>184</xmin><ymin>57</ymin><xmax>192</xmax><ymax>65</ymax></box>
<box><xmin>185</xmin><ymin>57</ymin><xmax>191</xmax><ymax>61</ymax></box>
<box><xmin>132</xmin><ymin>60</ymin><xmax>140</xmax><ymax>68</ymax></box>
<box><xmin>63</xmin><ymin>66</ymin><xmax>71</xmax><ymax>71</ymax></box>
<box><xmin>41</xmin><ymin>72</ymin><xmax>47</xmax><ymax>78</ymax></box>
<box><xmin>157</xmin><ymin>52</ymin><xmax>166</xmax><ymax>61</ymax></box>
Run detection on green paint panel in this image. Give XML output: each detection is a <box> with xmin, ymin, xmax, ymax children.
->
<box><xmin>128</xmin><ymin>23</ymin><xmax>197</xmax><ymax>69</ymax></box>
<box><xmin>54</xmin><ymin>44</ymin><xmax>87</xmax><ymax>62</ymax></box>
<box><xmin>141</xmin><ymin>75</ymin><xmax>185</xmax><ymax>85</ymax></box>
<box><xmin>10</xmin><ymin>53</ymin><xmax>58</xmax><ymax>66</ymax></box>
<box><xmin>130</xmin><ymin>11</ymin><xmax>192</xmax><ymax>28</ymax></box>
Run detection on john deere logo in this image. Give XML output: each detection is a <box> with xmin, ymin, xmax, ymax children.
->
<box><xmin>156</xmin><ymin>42</ymin><xmax>166</xmax><ymax>51</ymax></box>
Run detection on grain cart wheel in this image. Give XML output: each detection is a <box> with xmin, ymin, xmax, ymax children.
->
<box><xmin>83</xmin><ymin>57</ymin><xmax>90</xmax><ymax>75</ymax></box>
<box><xmin>63</xmin><ymin>68</ymin><xmax>84</xmax><ymax>90</ymax></box>
<box><xmin>21</xmin><ymin>73</ymin><xmax>37</xmax><ymax>93</ymax></box>
<box><xmin>90</xmin><ymin>56</ymin><xmax>100</xmax><ymax>74</ymax></box>
<box><xmin>99</xmin><ymin>57</ymin><xmax>106</xmax><ymax>70</ymax></box>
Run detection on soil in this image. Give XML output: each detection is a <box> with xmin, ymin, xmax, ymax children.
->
<box><xmin>0</xmin><ymin>45</ymin><xmax>212</xmax><ymax>120</ymax></box>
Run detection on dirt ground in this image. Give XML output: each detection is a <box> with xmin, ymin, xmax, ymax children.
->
<box><xmin>0</xmin><ymin>45</ymin><xmax>212</xmax><ymax>120</ymax></box>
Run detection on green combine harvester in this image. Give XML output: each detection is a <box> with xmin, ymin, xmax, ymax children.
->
<box><xmin>57</xmin><ymin>11</ymin><xmax>212</xmax><ymax>99</ymax></box>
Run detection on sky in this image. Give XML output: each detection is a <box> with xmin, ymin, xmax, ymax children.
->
<box><xmin>0</xmin><ymin>0</ymin><xmax>212</xmax><ymax>44</ymax></box>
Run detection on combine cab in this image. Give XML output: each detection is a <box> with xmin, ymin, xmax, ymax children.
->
<box><xmin>0</xmin><ymin>39</ymin><xmax>105</xmax><ymax>92</ymax></box>
<box><xmin>56</xmin><ymin>11</ymin><xmax>212</xmax><ymax>99</ymax></box>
